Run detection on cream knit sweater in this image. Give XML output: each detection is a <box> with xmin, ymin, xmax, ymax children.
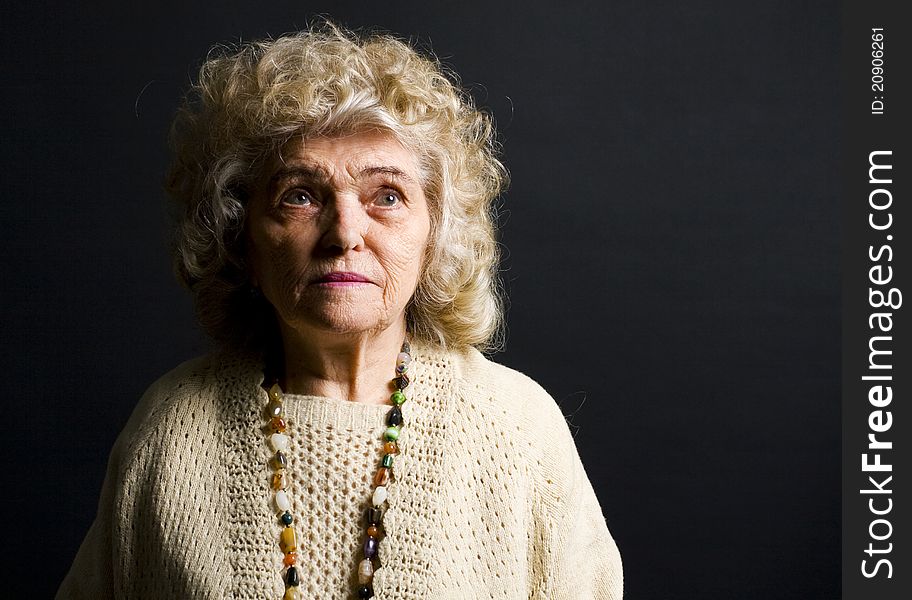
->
<box><xmin>57</xmin><ymin>340</ymin><xmax>623</xmax><ymax>599</ymax></box>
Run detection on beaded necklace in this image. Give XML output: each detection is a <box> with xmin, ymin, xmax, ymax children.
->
<box><xmin>262</xmin><ymin>340</ymin><xmax>412</xmax><ymax>600</ymax></box>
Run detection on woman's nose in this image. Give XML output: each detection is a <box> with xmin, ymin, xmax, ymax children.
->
<box><xmin>320</xmin><ymin>195</ymin><xmax>366</xmax><ymax>252</ymax></box>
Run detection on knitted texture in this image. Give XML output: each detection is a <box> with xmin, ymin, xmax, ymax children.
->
<box><xmin>57</xmin><ymin>340</ymin><xmax>623</xmax><ymax>599</ymax></box>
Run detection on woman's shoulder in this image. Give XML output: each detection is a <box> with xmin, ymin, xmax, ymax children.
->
<box><xmin>445</xmin><ymin>344</ymin><xmax>568</xmax><ymax>422</ymax></box>
<box><xmin>449</xmin><ymin>345</ymin><xmax>607</xmax><ymax>519</ymax></box>
<box><xmin>435</xmin><ymin>345</ymin><xmax>576</xmax><ymax>461</ymax></box>
<box><xmin>113</xmin><ymin>351</ymin><xmax>229</xmax><ymax>461</ymax></box>
<box><xmin>443</xmin><ymin>344</ymin><xmax>592</xmax><ymax>488</ymax></box>
<box><xmin>140</xmin><ymin>352</ymin><xmax>218</xmax><ymax>401</ymax></box>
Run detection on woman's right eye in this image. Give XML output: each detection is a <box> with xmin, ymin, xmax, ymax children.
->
<box><xmin>281</xmin><ymin>189</ymin><xmax>316</xmax><ymax>206</ymax></box>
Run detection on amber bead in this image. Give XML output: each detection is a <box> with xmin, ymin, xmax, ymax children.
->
<box><xmin>283</xmin><ymin>552</ymin><xmax>297</xmax><ymax>566</ymax></box>
<box><xmin>268</xmin><ymin>382</ymin><xmax>283</xmax><ymax>402</ymax></box>
<box><xmin>374</xmin><ymin>467</ymin><xmax>390</xmax><ymax>486</ymax></box>
<box><xmin>280</xmin><ymin>526</ymin><xmax>298</xmax><ymax>552</ymax></box>
<box><xmin>272</xmin><ymin>472</ymin><xmax>288</xmax><ymax>490</ymax></box>
<box><xmin>367</xmin><ymin>524</ymin><xmax>380</xmax><ymax>538</ymax></box>
<box><xmin>383</xmin><ymin>441</ymin><xmax>399</xmax><ymax>455</ymax></box>
<box><xmin>271</xmin><ymin>417</ymin><xmax>287</xmax><ymax>432</ymax></box>
<box><xmin>272</xmin><ymin>451</ymin><xmax>288</xmax><ymax>470</ymax></box>
<box><xmin>267</xmin><ymin>399</ymin><xmax>284</xmax><ymax>418</ymax></box>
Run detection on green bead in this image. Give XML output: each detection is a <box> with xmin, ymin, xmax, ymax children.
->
<box><xmin>381</xmin><ymin>454</ymin><xmax>394</xmax><ymax>468</ymax></box>
<box><xmin>384</xmin><ymin>426</ymin><xmax>400</xmax><ymax>441</ymax></box>
<box><xmin>390</xmin><ymin>391</ymin><xmax>406</xmax><ymax>406</ymax></box>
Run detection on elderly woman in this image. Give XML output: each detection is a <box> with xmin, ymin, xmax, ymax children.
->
<box><xmin>57</xmin><ymin>23</ymin><xmax>623</xmax><ymax>600</ymax></box>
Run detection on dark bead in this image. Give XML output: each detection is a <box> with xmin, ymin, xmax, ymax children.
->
<box><xmin>386</xmin><ymin>406</ymin><xmax>403</xmax><ymax>427</ymax></box>
<box><xmin>381</xmin><ymin>454</ymin><xmax>394</xmax><ymax>468</ymax></box>
<box><xmin>281</xmin><ymin>511</ymin><xmax>293</xmax><ymax>526</ymax></box>
<box><xmin>286</xmin><ymin>566</ymin><xmax>299</xmax><ymax>586</ymax></box>
<box><xmin>401</xmin><ymin>340</ymin><xmax>411</xmax><ymax>353</ymax></box>
<box><xmin>364</xmin><ymin>535</ymin><xmax>378</xmax><ymax>558</ymax></box>
<box><xmin>396</xmin><ymin>373</ymin><xmax>410</xmax><ymax>390</ymax></box>
<box><xmin>357</xmin><ymin>584</ymin><xmax>374</xmax><ymax>598</ymax></box>
<box><xmin>366</xmin><ymin>506</ymin><xmax>382</xmax><ymax>525</ymax></box>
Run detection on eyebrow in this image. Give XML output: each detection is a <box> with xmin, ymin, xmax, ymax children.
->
<box><xmin>268</xmin><ymin>164</ymin><xmax>330</xmax><ymax>186</ymax></box>
<box><xmin>269</xmin><ymin>164</ymin><xmax>416</xmax><ymax>186</ymax></box>
<box><xmin>359</xmin><ymin>165</ymin><xmax>416</xmax><ymax>184</ymax></box>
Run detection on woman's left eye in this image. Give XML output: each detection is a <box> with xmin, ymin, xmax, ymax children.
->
<box><xmin>374</xmin><ymin>190</ymin><xmax>402</xmax><ymax>207</ymax></box>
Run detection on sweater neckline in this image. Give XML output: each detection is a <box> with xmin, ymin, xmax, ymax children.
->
<box><xmin>226</xmin><ymin>336</ymin><xmax>460</xmax><ymax>432</ymax></box>
<box><xmin>281</xmin><ymin>392</ymin><xmax>391</xmax><ymax>431</ymax></box>
<box><xmin>217</xmin><ymin>337</ymin><xmax>464</xmax><ymax>597</ymax></box>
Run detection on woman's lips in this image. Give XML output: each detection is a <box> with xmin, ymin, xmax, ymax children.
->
<box><xmin>312</xmin><ymin>272</ymin><xmax>373</xmax><ymax>286</ymax></box>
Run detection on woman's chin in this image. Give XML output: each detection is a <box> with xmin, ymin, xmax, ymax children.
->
<box><xmin>289</xmin><ymin>310</ymin><xmax>392</xmax><ymax>338</ymax></box>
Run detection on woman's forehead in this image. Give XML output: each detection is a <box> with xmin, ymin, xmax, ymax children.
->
<box><xmin>263</xmin><ymin>130</ymin><xmax>427</xmax><ymax>190</ymax></box>
<box><xmin>280</xmin><ymin>130</ymin><xmax>410</xmax><ymax>160</ymax></box>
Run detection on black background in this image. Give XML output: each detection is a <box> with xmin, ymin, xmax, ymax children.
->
<box><xmin>1</xmin><ymin>1</ymin><xmax>840</xmax><ymax>598</ymax></box>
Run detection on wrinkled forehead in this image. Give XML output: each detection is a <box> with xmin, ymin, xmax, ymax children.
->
<box><xmin>268</xmin><ymin>128</ymin><xmax>431</xmax><ymax>187</ymax></box>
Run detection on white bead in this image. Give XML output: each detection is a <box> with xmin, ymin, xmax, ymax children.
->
<box><xmin>358</xmin><ymin>558</ymin><xmax>374</xmax><ymax>584</ymax></box>
<box><xmin>275</xmin><ymin>490</ymin><xmax>291</xmax><ymax>512</ymax></box>
<box><xmin>396</xmin><ymin>352</ymin><xmax>411</xmax><ymax>366</ymax></box>
<box><xmin>372</xmin><ymin>485</ymin><xmax>387</xmax><ymax>506</ymax></box>
<box><xmin>269</xmin><ymin>433</ymin><xmax>289</xmax><ymax>452</ymax></box>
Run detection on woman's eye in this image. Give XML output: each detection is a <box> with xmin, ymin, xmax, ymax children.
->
<box><xmin>281</xmin><ymin>189</ymin><xmax>316</xmax><ymax>206</ymax></box>
<box><xmin>375</xmin><ymin>190</ymin><xmax>402</xmax><ymax>207</ymax></box>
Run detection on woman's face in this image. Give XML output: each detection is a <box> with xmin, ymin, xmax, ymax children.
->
<box><xmin>245</xmin><ymin>130</ymin><xmax>431</xmax><ymax>341</ymax></box>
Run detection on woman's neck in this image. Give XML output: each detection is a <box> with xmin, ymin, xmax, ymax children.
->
<box><xmin>277</xmin><ymin>321</ymin><xmax>407</xmax><ymax>405</ymax></box>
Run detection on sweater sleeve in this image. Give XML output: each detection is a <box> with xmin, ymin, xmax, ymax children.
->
<box><xmin>55</xmin><ymin>438</ymin><xmax>121</xmax><ymax>599</ymax></box>
<box><xmin>549</xmin><ymin>457</ymin><xmax>624</xmax><ymax>599</ymax></box>
<box><xmin>56</xmin><ymin>355</ymin><xmax>212</xmax><ymax>599</ymax></box>
<box><xmin>533</xmin><ymin>395</ymin><xmax>624</xmax><ymax>599</ymax></box>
